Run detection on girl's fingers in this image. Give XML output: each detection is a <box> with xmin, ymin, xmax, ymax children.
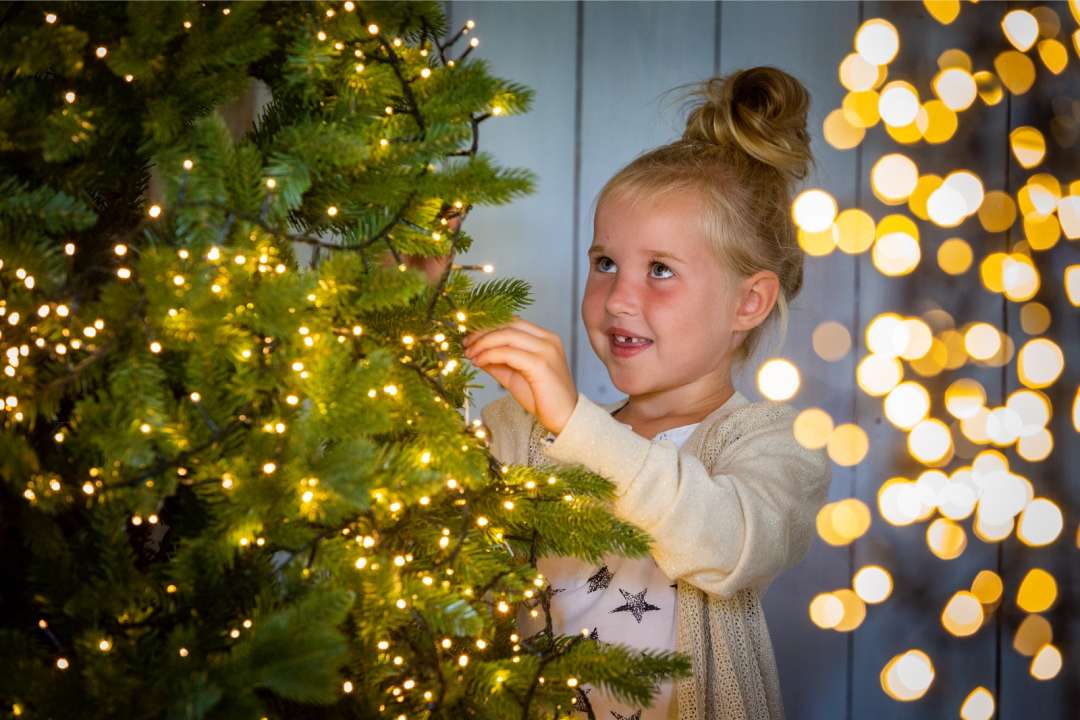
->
<box><xmin>464</xmin><ymin>326</ymin><xmax>550</xmax><ymax>359</ymax></box>
<box><xmin>506</xmin><ymin>316</ymin><xmax>550</xmax><ymax>340</ymax></box>
<box><xmin>464</xmin><ymin>316</ymin><xmax>551</xmax><ymax>347</ymax></box>
<box><xmin>470</xmin><ymin>345</ymin><xmax>535</xmax><ymax>375</ymax></box>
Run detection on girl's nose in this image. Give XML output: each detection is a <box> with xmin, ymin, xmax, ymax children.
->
<box><xmin>604</xmin><ymin>277</ymin><xmax>642</xmax><ymax>316</ymax></box>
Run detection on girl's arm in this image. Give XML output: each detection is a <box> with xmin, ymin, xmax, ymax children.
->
<box><xmin>544</xmin><ymin>392</ymin><xmax>833</xmax><ymax>600</ymax></box>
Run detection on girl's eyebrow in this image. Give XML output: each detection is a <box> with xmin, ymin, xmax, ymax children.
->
<box><xmin>587</xmin><ymin>245</ymin><xmax>686</xmax><ymax>264</ymax></box>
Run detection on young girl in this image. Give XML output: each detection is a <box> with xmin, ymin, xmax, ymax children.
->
<box><xmin>463</xmin><ymin>66</ymin><xmax>833</xmax><ymax>720</ymax></box>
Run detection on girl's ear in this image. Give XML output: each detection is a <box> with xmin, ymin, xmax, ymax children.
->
<box><xmin>732</xmin><ymin>270</ymin><xmax>780</xmax><ymax>332</ymax></box>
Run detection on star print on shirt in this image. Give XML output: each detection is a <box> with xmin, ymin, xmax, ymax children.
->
<box><xmin>586</xmin><ymin>565</ymin><xmax>613</xmax><ymax>593</ymax></box>
<box><xmin>610</xmin><ymin>710</ymin><xmax>642</xmax><ymax>720</ymax></box>
<box><xmin>609</xmin><ymin>587</ymin><xmax>661</xmax><ymax>623</ymax></box>
<box><xmin>571</xmin><ymin>686</ymin><xmax>593</xmax><ymax>714</ymax></box>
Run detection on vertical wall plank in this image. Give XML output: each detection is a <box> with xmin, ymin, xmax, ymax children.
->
<box><xmin>718</xmin><ymin>3</ymin><xmax>859</xmax><ymax>717</ymax></box>
<box><xmin>446</xmin><ymin>1</ymin><xmax>580</xmax><ymax>421</ymax></box>
<box><xmin>851</xmin><ymin>2</ymin><xmax>1005</xmax><ymax>717</ymax></box>
<box><xmin>999</xmin><ymin>4</ymin><xmax>1079</xmax><ymax>714</ymax></box>
<box><xmin>574</xmin><ymin>0</ymin><xmax>716</xmax><ymax>402</ymax></box>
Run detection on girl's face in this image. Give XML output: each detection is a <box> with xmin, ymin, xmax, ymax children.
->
<box><xmin>582</xmin><ymin>190</ymin><xmax>742</xmax><ymax>401</ymax></box>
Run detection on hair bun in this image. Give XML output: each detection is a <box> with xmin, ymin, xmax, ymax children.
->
<box><xmin>682</xmin><ymin>66</ymin><xmax>813</xmax><ymax>184</ymax></box>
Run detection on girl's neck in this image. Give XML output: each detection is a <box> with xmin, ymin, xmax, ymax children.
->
<box><xmin>612</xmin><ymin>383</ymin><xmax>737</xmax><ymax>428</ymax></box>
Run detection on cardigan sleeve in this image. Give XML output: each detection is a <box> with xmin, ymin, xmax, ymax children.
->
<box><xmin>544</xmin><ymin>392</ymin><xmax>832</xmax><ymax>600</ymax></box>
<box><xmin>478</xmin><ymin>392</ymin><xmax>533</xmax><ymax>467</ymax></box>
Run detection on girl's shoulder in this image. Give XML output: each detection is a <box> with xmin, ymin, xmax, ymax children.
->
<box><xmin>699</xmin><ymin>398</ymin><xmax>830</xmax><ymax>476</ymax></box>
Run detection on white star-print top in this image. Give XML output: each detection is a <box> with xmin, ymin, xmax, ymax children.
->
<box><xmin>524</xmin><ymin>420</ymin><xmax>701</xmax><ymax>720</ymax></box>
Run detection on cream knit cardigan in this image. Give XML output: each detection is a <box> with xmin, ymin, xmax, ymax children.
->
<box><xmin>480</xmin><ymin>390</ymin><xmax>832</xmax><ymax>720</ymax></box>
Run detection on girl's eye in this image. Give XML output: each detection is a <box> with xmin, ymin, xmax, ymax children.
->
<box><xmin>594</xmin><ymin>256</ymin><xmax>615</xmax><ymax>272</ymax></box>
<box><xmin>593</xmin><ymin>256</ymin><xmax>674</xmax><ymax>279</ymax></box>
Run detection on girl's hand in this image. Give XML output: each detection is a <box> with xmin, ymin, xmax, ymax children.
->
<box><xmin>462</xmin><ymin>316</ymin><xmax>578</xmax><ymax>436</ymax></box>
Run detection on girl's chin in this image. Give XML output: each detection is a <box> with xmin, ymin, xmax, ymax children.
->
<box><xmin>605</xmin><ymin>367</ymin><xmax>650</xmax><ymax>393</ymax></box>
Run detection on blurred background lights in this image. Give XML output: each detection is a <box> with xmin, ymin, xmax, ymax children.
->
<box><xmin>871</xmin><ymin>153</ymin><xmax>919</xmax><ymax>204</ymax></box>
<box><xmin>1005</xmin><ymin>389</ymin><xmax>1050</xmax><ymax>436</ymax></box>
<box><xmin>1017</xmin><ymin>337</ymin><xmax>1064</xmax><ymax>388</ymax></box>
<box><xmin>927</xmin><ymin>181</ymin><xmax>968</xmax><ymax>227</ymax></box>
<box><xmin>809</xmin><ymin>592</ymin><xmax>844</xmax><ymax>629</ymax></box>
<box><xmin>826</xmin><ymin>423</ymin><xmax>870</xmax><ymax>467</ymax></box>
<box><xmin>1016</xmin><ymin>498</ymin><xmax>1063</xmax><ymax>546</ymax></box>
<box><xmin>852</xmin><ymin>564</ymin><xmax>893</xmax><ymax>604</ymax></box>
<box><xmin>831</xmin><ymin>589</ymin><xmax>867</xmax><ymax>632</ymax></box>
<box><xmin>1030</xmin><ymin>644</ymin><xmax>1063</xmax><ymax>680</ymax></box>
<box><xmin>824</xmin><ymin>106</ymin><xmax>867</xmax><ymax>150</ymax></box>
<box><xmin>932</xmin><ymin>67</ymin><xmax>978</xmax><ymax>111</ymax></box>
<box><xmin>865</xmin><ymin>312</ymin><xmax>909</xmax><ymax>357</ymax></box>
<box><xmin>1019</xmin><ymin>300</ymin><xmax>1052</xmax><ymax>333</ymax></box>
<box><xmin>839</xmin><ymin>52</ymin><xmax>879</xmax><ymax>92</ymax></box>
<box><xmin>844</xmin><ymin>88</ymin><xmax>882</xmax><ymax>129</ymax></box>
<box><xmin>994</xmin><ymin>50</ymin><xmax>1036</xmax><ymax>95</ymax></box>
<box><xmin>1065</xmin><ymin>265</ymin><xmax>1080</xmax><ymax>305</ymax></box>
<box><xmin>926</xmin><ymin>517</ymin><xmax>967</xmax><ymax>559</ymax></box>
<box><xmin>834</xmin><ymin>208</ymin><xmax>876</xmax><ymax>254</ymax></box>
<box><xmin>937</xmin><ymin>468</ymin><xmax>978</xmax><ymax>521</ymax></box>
<box><xmin>1017</xmin><ymin>426</ymin><xmax>1054</xmax><ymax>462</ymax></box>
<box><xmin>1014</xmin><ymin>613</ymin><xmax>1052</xmax><ymax>658</ymax></box>
<box><xmin>1002</xmin><ymin>254</ymin><xmax>1040</xmax><ymax>302</ymax></box>
<box><xmin>792</xmin><ymin>188</ymin><xmax>838</xmax><ymax>232</ymax></box>
<box><xmin>963</xmin><ymin>322</ymin><xmax>1002</xmax><ymax>361</ymax></box>
<box><xmin>1035</xmin><ymin>39</ymin><xmax>1068</xmax><ymax>75</ymax></box>
<box><xmin>909</xmin><ymin>173</ymin><xmax>943</xmax><ymax>219</ymax></box>
<box><xmin>908</xmin><ymin>418</ymin><xmax>953</xmax><ymax>465</ymax></box>
<box><xmin>973</xmin><ymin>69</ymin><xmax>1005</xmax><ymax>105</ymax></box>
<box><xmin>897</xmin><ymin>318</ymin><xmax>933</xmax><ymax>360</ymax></box>
<box><xmin>937</xmin><ymin>48</ymin><xmax>972</xmax><ymax>72</ymax></box>
<box><xmin>942</xmin><ymin>170</ymin><xmax>985</xmax><ymax>217</ymax></box>
<box><xmin>1058</xmin><ymin>196</ymin><xmax>1080</xmax><ymax>239</ymax></box>
<box><xmin>798</xmin><ymin>223</ymin><xmax>840</xmax><ymax>256</ymax></box>
<box><xmin>855</xmin><ymin>18</ymin><xmax>900</xmax><ymax>65</ymax></box>
<box><xmin>1009</xmin><ymin>126</ymin><xmax>1047</xmax><ymax>167</ymax></box>
<box><xmin>872</xmin><ymin>214</ymin><xmax>921</xmax><ymax>275</ymax></box>
<box><xmin>960</xmin><ymin>686</ymin><xmax>996</xmax><ymax>720</ymax></box>
<box><xmin>812</xmin><ymin>320</ymin><xmax>852</xmax><ymax>361</ymax></box>
<box><xmin>856</xmin><ymin>352</ymin><xmax>904</xmax><ymax>396</ymax></box>
<box><xmin>884</xmin><ymin>381</ymin><xmax>931</xmax><ymax>429</ymax></box>
<box><xmin>881</xmin><ymin>649</ymin><xmax>935</xmax><ymax>701</ymax></box>
<box><xmin>923</xmin><ymin>0</ymin><xmax>960</xmax><ymax>24</ymax></box>
<box><xmin>971</xmin><ymin>569</ymin><xmax>1004</xmax><ymax>606</ymax></box>
<box><xmin>1015</xmin><ymin>569</ymin><xmax>1058</xmax><ymax>613</ymax></box>
<box><xmin>793</xmin><ymin>407</ymin><xmax>833</xmax><ymax>449</ymax></box>
<box><xmin>921</xmin><ymin>99</ymin><xmax>959</xmax><ymax>144</ymax></box>
<box><xmin>1002</xmin><ymin>10</ymin><xmax>1039</xmax><ymax>52</ymax></box>
<box><xmin>817</xmin><ymin>498</ymin><xmax>872</xmax><ymax>545</ymax></box>
<box><xmin>941</xmin><ymin>591</ymin><xmax>984</xmax><ymax>637</ymax></box>
<box><xmin>941</xmin><ymin>236</ymin><xmax>976</xmax><ymax>276</ymax></box>
<box><xmin>878</xmin><ymin>80</ymin><xmax>921</xmax><ymax>126</ymax></box>
<box><xmin>1073</xmin><ymin>386</ymin><xmax>1080</xmax><ymax>433</ymax></box>
<box><xmin>977</xmin><ymin>190</ymin><xmax>1018</xmax><ymax>232</ymax></box>
<box><xmin>756</xmin><ymin>358</ymin><xmax>800</xmax><ymax>400</ymax></box>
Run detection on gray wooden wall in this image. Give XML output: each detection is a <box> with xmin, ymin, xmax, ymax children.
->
<box><xmin>447</xmin><ymin>1</ymin><xmax>1079</xmax><ymax>718</ymax></box>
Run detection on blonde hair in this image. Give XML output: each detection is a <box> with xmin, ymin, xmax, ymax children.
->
<box><xmin>595</xmin><ymin>66</ymin><xmax>815</xmax><ymax>378</ymax></box>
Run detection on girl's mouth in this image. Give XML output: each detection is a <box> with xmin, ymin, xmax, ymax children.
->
<box><xmin>609</xmin><ymin>335</ymin><xmax>653</xmax><ymax>357</ymax></box>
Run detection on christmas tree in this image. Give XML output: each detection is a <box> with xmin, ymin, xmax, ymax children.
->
<box><xmin>0</xmin><ymin>2</ymin><xmax>688</xmax><ymax>718</ymax></box>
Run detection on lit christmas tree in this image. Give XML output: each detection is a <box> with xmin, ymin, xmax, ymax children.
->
<box><xmin>0</xmin><ymin>2</ymin><xmax>688</xmax><ymax>717</ymax></box>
